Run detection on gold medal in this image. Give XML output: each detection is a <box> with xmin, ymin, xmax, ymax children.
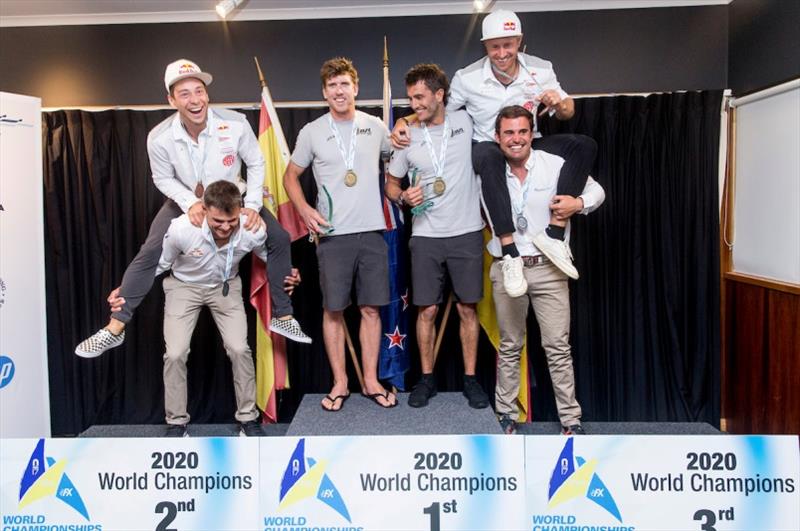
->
<box><xmin>433</xmin><ymin>177</ymin><xmax>446</xmax><ymax>195</ymax></box>
<box><xmin>344</xmin><ymin>170</ymin><xmax>358</xmax><ymax>187</ymax></box>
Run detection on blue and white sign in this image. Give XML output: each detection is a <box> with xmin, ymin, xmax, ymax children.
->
<box><xmin>1</xmin><ymin>438</ymin><xmax>259</xmax><ymax>530</ymax></box>
<box><xmin>525</xmin><ymin>435</ymin><xmax>800</xmax><ymax>531</ymax></box>
<box><xmin>260</xmin><ymin>435</ymin><xmax>527</xmax><ymax>531</ymax></box>
<box><xmin>0</xmin><ymin>356</ymin><xmax>14</xmax><ymax>389</ymax></box>
<box><xmin>0</xmin><ymin>91</ymin><xmax>50</xmax><ymax>438</ymax></box>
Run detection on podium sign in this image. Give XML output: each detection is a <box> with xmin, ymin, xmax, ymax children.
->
<box><xmin>259</xmin><ymin>435</ymin><xmax>527</xmax><ymax>531</ymax></box>
<box><xmin>0</xmin><ymin>438</ymin><xmax>259</xmax><ymax>530</ymax></box>
<box><xmin>525</xmin><ymin>435</ymin><xmax>800</xmax><ymax>531</ymax></box>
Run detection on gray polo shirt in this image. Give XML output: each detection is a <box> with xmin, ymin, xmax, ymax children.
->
<box><xmin>388</xmin><ymin>110</ymin><xmax>484</xmax><ymax>238</ymax></box>
<box><xmin>291</xmin><ymin>110</ymin><xmax>390</xmax><ymax>236</ymax></box>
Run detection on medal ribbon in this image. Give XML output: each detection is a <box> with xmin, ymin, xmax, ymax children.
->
<box><xmin>186</xmin><ymin>132</ymin><xmax>210</xmax><ymax>197</ymax></box>
<box><xmin>327</xmin><ymin>114</ymin><xmax>358</xmax><ymax>173</ymax></box>
<box><xmin>510</xmin><ymin>161</ymin><xmax>534</xmax><ymax>225</ymax></box>
<box><xmin>212</xmin><ymin>232</ymin><xmax>236</xmax><ymax>292</ymax></box>
<box><xmin>421</xmin><ymin>116</ymin><xmax>450</xmax><ymax>180</ymax></box>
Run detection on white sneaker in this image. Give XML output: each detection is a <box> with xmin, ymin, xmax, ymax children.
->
<box><xmin>270</xmin><ymin>317</ymin><xmax>312</xmax><ymax>344</ymax></box>
<box><xmin>501</xmin><ymin>255</ymin><xmax>527</xmax><ymax>298</ymax></box>
<box><xmin>75</xmin><ymin>328</ymin><xmax>125</xmax><ymax>358</ymax></box>
<box><xmin>532</xmin><ymin>231</ymin><xmax>579</xmax><ymax>279</ymax></box>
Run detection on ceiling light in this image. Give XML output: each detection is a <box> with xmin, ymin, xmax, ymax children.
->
<box><xmin>473</xmin><ymin>0</ymin><xmax>497</xmax><ymax>12</ymax></box>
<box><xmin>216</xmin><ymin>0</ymin><xmax>244</xmax><ymax>19</ymax></box>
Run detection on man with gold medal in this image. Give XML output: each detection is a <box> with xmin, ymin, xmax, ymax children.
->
<box><xmin>284</xmin><ymin>58</ymin><xmax>398</xmax><ymax>411</ymax></box>
<box><xmin>386</xmin><ymin>64</ymin><xmax>489</xmax><ymax>410</ymax></box>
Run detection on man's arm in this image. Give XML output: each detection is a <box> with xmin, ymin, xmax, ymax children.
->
<box><xmin>550</xmin><ymin>176</ymin><xmax>605</xmax><ymax>220</ymax></box>
<box><xmin>446</xmin><ymin>69</ymin><xmax>468</xmax><ymax>112</ymax></box>
<box><xmin>238</xmin><ymin>121</ymin><xmax>266</xmax><ymax>212</ymax></box>
<box><xmin>577</xmin><ymin>176</ymin><xmax>605</xmax><ymax>213</ymax></box>
<box><xmin>156</xmin><ymin>222</ymin><xmax>183</xmax><ymax>275</ymax></box>
<box><xmin>538</xmin><ymin>91</ymin><xmax>574</xmax><ymax>120</ymax></box>
<box><xmin>283</xmin><ymin>161</ymin><xmax>329</xmax><ymax>234</ymax></box>
<box><xmin>148</xmin><ymin>135</ymin><xmax>201</xmax><ymax>214</ymax></box>
<box><xmin>237</xmin><ymin>121</ymin><xmax>267</xmax><ymax>231</ymax></box>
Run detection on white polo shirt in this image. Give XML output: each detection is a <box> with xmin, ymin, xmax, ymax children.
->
<box><xmin>448</xmin><ymin>52</ymin><xmax>568</xmax><ymax>143</ymax></box>
<box><xmin>147</xmin><ymin>108</ymin><xmax>265</xmax><ymax>213</ymax></box>
<box><xmin>486</xmin><ymin>150</ymin><xmax>605</xmax><ymax>258</ymax></box>
<box><xmin>157</xmin><ymin>214</ymin><xmax>267</xmax><ymax>287</ymax></box>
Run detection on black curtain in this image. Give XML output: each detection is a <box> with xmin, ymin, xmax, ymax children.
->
<box><xmin>42</xmin><ymin>92</ymin><xmax>721</xmax><ymax>436</ymax></box>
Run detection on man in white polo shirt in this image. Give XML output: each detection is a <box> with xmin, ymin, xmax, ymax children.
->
<box><xmin>490</xmin><ymin>106</ymin><xmax>605</xmax><ymax>435</ymax></box>
<box><xmin>386</xmin><ymin>64</ymin><xmax>489</xmax><ymax>410</ymax></box>
<box><xmin>393</xmin><ymin>10</ymin><xmax>597</xmax><ymax>295</ymax></box>
<box><xmin>75</xmin><ymin>58</ymin><xmax>309</xmax><ymax>359</ymax></box>
<box><xmin>283</xmin><ymin>57</ymin><xmax>397</xmax><ymax>411</ymax></box>
<box><xmin>158</xmin><ymin>181</ymin><xmax>268</xmax><ymax>437</ymax></box>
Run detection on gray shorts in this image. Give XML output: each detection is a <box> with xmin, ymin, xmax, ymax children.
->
<box><xmin>316</xmin><ymin>231</ymin><xmax>390</xmax><ymax>311</ymax></box>
<box><xmin>410</xmin><ymin>230</ymin><xmax>484</xmax><ymax>306</ymax></box>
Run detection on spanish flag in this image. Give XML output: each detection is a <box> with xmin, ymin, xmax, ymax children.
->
<box><xmin>249</xmin><ymin>61</ymin><xmax>307</xmax><ymax>423</ymax></box>
<box><xmin>477</xmin><ymin>230</ymin><xmax>532</xmax><ymax>423</ymax></box>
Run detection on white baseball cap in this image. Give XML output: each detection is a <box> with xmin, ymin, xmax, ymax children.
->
<box><xmin>481</xmin><ymin>10</ymin><xmax>523</xmax><ymax>41</ymax></box>
<box><xmin>164</xmin><ymin>59</ymin><xmax>213</xmax><ymax>92</ymax></box>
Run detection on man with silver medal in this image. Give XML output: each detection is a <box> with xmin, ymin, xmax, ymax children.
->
<box><xmin>284</xmin><ymin>58</ymin><xmax>397</xmax><ymax>411</ymax></box>
<box><xmin>391</xmin><ymin>10</ymin><xmax>598</xmax><ymax>298</ymax></box>
<box><xmin>387</xmin><ymin>64</ymin><xmax>489</xmax><ymax>409</ymax></box>
<box><xmin>489</xmin><ymin>106</ymin><xmax>605</xmax><ymax>435</ymax></box>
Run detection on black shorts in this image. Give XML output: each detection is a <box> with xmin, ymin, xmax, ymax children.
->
<box><xmin>316</xmin><ymin>232</ymin><xmax>390</xmax><ymax>311</ymax></box>
<box><xmin>410</xmin><ymin>230</ymin><xmax>484</xmax><ymax>306</ymax></box>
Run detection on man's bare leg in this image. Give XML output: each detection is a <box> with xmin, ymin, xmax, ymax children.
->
<box><xmin>359</xmin><ymin>305</ymin><xmax>396</xmax><ymax>406</ymax></box>
<box><xmin>321</xmin><ymin>309</ymin><xmax>349</xmax><ymax>410</ymax></box>
<box><xmin>457</xmin><ymin>303</ymin><xmax>479</xmax><ymax>375</ymax></box>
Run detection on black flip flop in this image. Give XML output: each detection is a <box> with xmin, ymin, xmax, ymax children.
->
<box><xmin>321</xmin><ymin>393</ymin><xmax>350</xmax><ymax>412</ymax></box>
<box><xmin>362</xmin><ymin>391</ymin><xmax>397</xmax><ymax>409</ymax></box>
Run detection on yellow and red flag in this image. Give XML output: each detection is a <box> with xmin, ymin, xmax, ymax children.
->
<box><xmin>477</xmin><ymin>230</ymin><xmax>532</xmax><ymax>422</ymax></box>
<box><xmin>249</xmin><ymin>67</ymin><xmax>307</xmax><ymax>423</ymax></box>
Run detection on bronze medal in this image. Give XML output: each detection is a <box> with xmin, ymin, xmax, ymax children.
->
<box><xmin>433</xmin><ymin>177</ymin><xmax>446</xmax><ymax>196</ymax></box>
<box><xmin>344</xmin><ymin>170</ymin><xmax>358</xmax><ymax>187</ymax></box>
<box><xmin>194</xmin><ymin>182</ymin><xmax>205</xmax><ymax>199</ymax></box>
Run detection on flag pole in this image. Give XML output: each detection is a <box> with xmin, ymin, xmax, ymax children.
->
<box><xmin>254</xmin><ymin>56</ymin><xmax>266</xmax><ymax>88</ymax></box>
<box><xmin>432</xmin><ymin>293</ymin><xmax>455</xmax><ymax>364</ymax></box>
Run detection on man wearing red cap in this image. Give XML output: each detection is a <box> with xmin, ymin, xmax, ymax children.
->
<box><xmin>76</xmin><ymin>58</ymin><xmax>310</xmax><ymax>358</ymax></box>
<box><xmin>393</xmin><ymin>10</ymin><xmax>597</xmax><ymax>297</ymax></box>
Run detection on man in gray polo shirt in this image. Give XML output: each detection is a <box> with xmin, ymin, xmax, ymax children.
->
<box><xmin>283</xmin><ymin>57</ymin><xmax>397</xmax><ymax>410</ymax></box>
<box><xmin>386</xmin><ymin>64</ymin><xmax>489</xmax><ymax>409</ymax></box>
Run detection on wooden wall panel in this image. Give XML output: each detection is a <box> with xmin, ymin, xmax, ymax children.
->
<box><xmin>723</xmin><ymin>280</ymin><xmax>800</xmax><ymax>434</ymax></box>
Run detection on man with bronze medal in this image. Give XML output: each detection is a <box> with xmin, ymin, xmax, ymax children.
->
<box><xmin>386</xmin><ymin>64</ymin><xmax>489</xmax><ymax>410</ymax></box>
<box><xmin>76</xmin><ymin>58</ymin><xmax>310</xmax><ymax>359</ymax></box>
<box><xmin>489</xmin><ymin>106</ymin><xmax>605</xmax><ymax>435</ymax></box>
<box><xmin>284</xmin><ymin>58</ymin><xmax>397</xmax><ymax>411</ymax></box>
